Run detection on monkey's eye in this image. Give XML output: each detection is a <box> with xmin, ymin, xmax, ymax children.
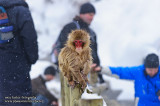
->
<box><xmin>79</xmin><ymin>41</ymin><xmax>82</xmax><ymax>43</ymax></box>
<box><xmin>74</xmin><ymin>40</ymin><xmax>84</xmax><ymax>48</ymax></box>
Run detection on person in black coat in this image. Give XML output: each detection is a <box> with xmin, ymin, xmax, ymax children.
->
<box><xmin>54</xmin><ymin>2</ymin><xmax>105</xmax><ymax>83</ymax></box>
<box><xmin>0</xmin><ymin>0</ymin><xmax>38</xmax><ymax>106</ymax></box>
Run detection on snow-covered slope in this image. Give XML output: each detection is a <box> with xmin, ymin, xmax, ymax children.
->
<box><xmin>92</xmin><ymin>0</ymin><xmax>160</xmax><ymax>66</ymax></box>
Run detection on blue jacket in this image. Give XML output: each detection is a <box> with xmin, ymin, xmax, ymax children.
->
<box><xmin>110</xmin><ymin>65</ymin><xmax>160</xmax><ymax>106</ymax></box>
<box><xmin>0</xmin><ymin>0</ymin><xmax>38</xmax><ymax>105</ymax></box>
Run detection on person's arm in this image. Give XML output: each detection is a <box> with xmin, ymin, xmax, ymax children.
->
<box><xmin>17</xmin><ymin>6</ymin><xmax>38</xmax><ymax>64</ymax></box>
<box><xmin>102</xmin><ymin>65</ymin><xmax>144</xmax><ymax>80</ymax></box>
<box><xmin>37</xmin><ymin>85</ymin><xmax>58</xmax><ymax>102</ymax></box>
<box><xmin>139</xmin><ymin>93</ymin><xmax>160</xmax><ymax>102</ymax></box>
<box><xmin>91</xmin><ymin>31</ymin><xmax>100</xmax><ymax>66</ymax></box>
<box><xmin>32</xmin><ymin>78</ymin><xmax>58</xmax><ymax>102</ymax></box>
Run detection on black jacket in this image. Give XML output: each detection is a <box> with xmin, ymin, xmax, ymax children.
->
<box><xmin>0</xmin><ymin>0</ymin><xmax>38</xmax><ymax>105</ymax></box>
<box><xmin>55</xmin><ymin>16</ymin><xmax>100</xmax><ymax>66</ymax></box>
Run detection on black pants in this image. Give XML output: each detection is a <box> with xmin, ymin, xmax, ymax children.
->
<box><xmin>98</xmin><ymin>72</ymin><xmax>105</xmax><ymax>83</ymax></box>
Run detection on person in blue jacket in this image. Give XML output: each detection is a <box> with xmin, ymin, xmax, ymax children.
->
<box><xmin>99</xmin><ymin>53</ymin><xmax>160</xmax><ymax>106</ymax></box>
<box><xmin>0</xmin><ymin>0</ymin><xmax>38</xmax><ymax>106</ymax></box>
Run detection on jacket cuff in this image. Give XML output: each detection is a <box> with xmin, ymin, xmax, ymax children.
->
<box><xmin>101</xmin><ymin>67</ymin><xmax>119</xmax><ymax>79</ymax></box>
<box><xmin>101</xmin><ymin>67</ymin><xmax>112</xmax><ymax>75</ymax></box>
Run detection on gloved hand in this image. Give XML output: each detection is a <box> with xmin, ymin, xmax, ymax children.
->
<box><xmin>91</xmin><ymin>63</ymin><xmax>101</xmax><ymax>72</ymax></box>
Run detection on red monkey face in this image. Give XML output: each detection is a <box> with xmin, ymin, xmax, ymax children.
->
<box><xmin>67</xmin><ymin>29</ymin><xmax>90</xmax><ymax>53</ymax></box>
<box><xmin>74</xmin><ymin>40</ymin><xmax>84</xmax><ymax>54</ymax></box>
<box><xmin>74</xmin><ymin>40</ymin><xmax>83</xmax><ymax>48</ymax></box>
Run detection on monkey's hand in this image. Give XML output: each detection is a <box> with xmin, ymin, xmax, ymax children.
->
<box><xmin>71</xmin><ymin>69</ymin><xmax>87</xmax><ymax>89</ymax></box>
<box><xmin>68</xmin><ymin>55</ymin><xmax>87</xmax><ymax>89</ymax></box>
<box><xmin>83</xmin><ymin>60</ymin><xmax>91</xmax><ymax>75</ymax></box>
<box><xmin>82</xmin><ymin>74</ymin><xmax>89</xmax><ymax>83</ymax></box>
<box><xmin>70</xmin><ymin>67</ymin><xmax>86</xmax><ymax>89</ymax></box>
<box><xmin>69</xmin><ymin>80</ymin><xmax>76</xmax><ymax>88</ymax></box>
<box><xmin>80</xmin><ymin>60</ymin><xmax>91</xmax><ymax>84</ymax></box>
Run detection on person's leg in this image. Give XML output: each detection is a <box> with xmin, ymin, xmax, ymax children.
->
<box><xmin>98</xmin><ymin>72</ymin><xmax>105</xmax><ymax>83</ymax></box>
<box><xmin>32</xmin><ymin>94</ymin><xmax>49</xmax><ymax>106</ymax></box>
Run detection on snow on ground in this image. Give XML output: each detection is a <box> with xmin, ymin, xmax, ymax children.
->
<box><xmin>27</xmin><ymin>0</ymin><xmax>160</xmax><ymax>101</ymax></box>
<box><xmin>103</xmin><ymin>75</ymin><xmax>134</xmax><ymax>100</ymax></box>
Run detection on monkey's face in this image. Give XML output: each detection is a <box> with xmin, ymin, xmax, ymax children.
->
<box><xmin>74</xmin><ymin>40</ymin><xmax>84</xmax><ymax>54</ymax></box>
<box><xmin>67</xmin><ymin>30</ymin><xmax>90</xmax><ymax>52</ymax></box>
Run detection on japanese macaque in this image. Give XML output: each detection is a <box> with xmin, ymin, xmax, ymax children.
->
<box><xmin>58</xmin><ymin>29</ymin><xmax>92</xmax><ymax>89</ymax></box>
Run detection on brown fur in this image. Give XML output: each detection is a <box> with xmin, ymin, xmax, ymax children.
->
<box><xmin>58</xmin><ymin>29</ymin><xmax>93</xmax><ymax>89</ymax></box>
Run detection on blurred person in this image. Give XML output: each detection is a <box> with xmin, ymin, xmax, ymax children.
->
<box><xmin>95</xmin><ymin>53</ymin><xmax>160</xmax><ymax>106</ymax></box>
<box><xmin>53</xmin><ymin>2</ymin><xmax>105</xmax><ymax>83</ymax></box>
<box><xmin>0</xmin><ymin>0</ymin><xmax>38</xmax><ymax>106</ymax></box>
<box><xmin>32</xmin><ymin>66</ymin><xmax>58</xmax><ymax>106</ymax></box>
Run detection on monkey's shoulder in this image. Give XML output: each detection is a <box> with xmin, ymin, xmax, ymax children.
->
<box><xmin>83</xmin><ymin>47</ymin><xmax>92</xmax><ymax>53</ymax></box>
<box><xmin>81</xmin><ymin>47</ymin><xmax>92</xmax><ymax>58</ymax></box>
<box><xmin>60</xmin><ymin>47</ymin><xmax>74</xmax><ymax>54</ymax></box>
<box><xmin>60</xmin><ymin>47</ymin><xmax>78</xmax><ymax>58</ymax></box>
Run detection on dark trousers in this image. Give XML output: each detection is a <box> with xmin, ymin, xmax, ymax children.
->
<box><xmin>98</xmin><ymin>72</ymin><xmax>105</xmax><ymax>83</ymax></box>
<box><xmin>32</xmin><ymin>94</ymin><xmax>49</xmax><ymax>106</ymax></box>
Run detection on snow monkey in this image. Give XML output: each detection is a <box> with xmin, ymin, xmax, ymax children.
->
<box><xmin>58</xmin><ymin>29</ymin><xmax>92</xmax><ymax>89</ymax></box>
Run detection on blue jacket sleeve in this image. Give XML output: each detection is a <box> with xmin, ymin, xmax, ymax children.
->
<box><xmin>17</xmin><ymin>6</ymin><xmax>38</xmax><ymax>64</ymax></box>
<box><xmin>109</xmin><ymin>65</ymin><xmax>144</xmax><ymax>80</ymax></box>
<box><xmin>139</xmin><ymin>93</ymin><xmax>160</xmax><ymax>103</ymax></box>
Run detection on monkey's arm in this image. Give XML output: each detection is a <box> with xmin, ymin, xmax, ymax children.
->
<box><xmin>59</xmin><ymin>50</ymin><xmax>75</xmax><ymax>88</ymax></box>
<box><xmin>58</xmin><ymin>49</ymin><xmax>65</xmax><ymax>72</ymax></box>
<box><xmin>83</xmin><ymin>49</ymin><xmax>93</xmax><ymax>75</ymax></box>
<box><xmin>68</xmin><ymin>56</ymin><xmax>86</xmax><ymax>88</ymax></box>
<box><xmin>58</xmin><ymin>48</ymin><xmax>70</xmax><ymax>77</ymax></box>
<box><xmin>83</xmin><ymin>60</ymin><xmax>92</xmax><ymax>75</ymax></box>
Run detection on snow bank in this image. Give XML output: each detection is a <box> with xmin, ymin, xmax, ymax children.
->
<box><xmin>92</xmin><ymin>0</ymin><xmax>160</xmax><ymax>66</ymax></box>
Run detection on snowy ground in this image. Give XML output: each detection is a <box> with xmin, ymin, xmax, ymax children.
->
<box><xmin>27</xmin><ymin>0</ymin><xmax>160</xmax><ymax>103</ymax></box>
<box><xmin>103</xmin><ymin>75</ymin><xmax>134</xmax><ymax>101</ymax></box>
